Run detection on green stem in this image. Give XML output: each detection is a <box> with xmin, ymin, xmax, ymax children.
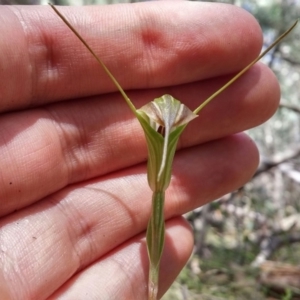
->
<box><xmin>147</xmin><ymin>191</ymin><xmax>165</xmax><ymax>300</ymax></box>
<box><xmin>193</xmin><ymin>19</ymin><xmax>298</xmax><ymax>115</ymax></box>
<box><xmin>49</xmin><ymin>3</ymin><xmax>136</xmax><ymax>114</ymax></box>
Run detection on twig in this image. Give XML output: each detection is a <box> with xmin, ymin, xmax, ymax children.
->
<box><xmin>252</xmin><ymin>232</ymin><xmax>300</xmax><ymax>267</ymax></box>
<box><xmin>280</xmin><ymin>103</ymin><xmax>300</xmax><ymax>114</ymax></box>
<box><xmin>255</xmin><ymin>144</ymin><xmax>300</xmax><ymax>176</ymax></box>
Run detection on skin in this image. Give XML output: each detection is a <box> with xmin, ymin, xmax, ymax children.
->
<box><xmin>0</xmin><ymin>2</ymin><xmax>280</xmax><ymax>299</ymax></box>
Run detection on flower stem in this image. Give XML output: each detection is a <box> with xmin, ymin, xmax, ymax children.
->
<box><xmin>147</xmin><ymin>191</ymin><xmax>165</xmax><ymax>300</ymax></box>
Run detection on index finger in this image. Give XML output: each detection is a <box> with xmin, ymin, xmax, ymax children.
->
<box><xmin>0</xmin><ymin>2</ymin><xmax>262</xmax><ymax>112</ymax></box>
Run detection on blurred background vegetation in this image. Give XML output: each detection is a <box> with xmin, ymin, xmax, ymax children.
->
<box><xmin>1</xmin><ymin>0</ymin><xmax>299</xmax><ymax>299</ymax></box>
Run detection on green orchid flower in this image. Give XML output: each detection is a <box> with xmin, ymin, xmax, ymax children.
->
<box><xmin>49</xmin><ymin>5</ymin><xmax>297</xmax><ymax>299</ymax></box>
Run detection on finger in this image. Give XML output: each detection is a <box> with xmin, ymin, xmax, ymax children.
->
<box><xmin>0</xmin><ymin>133</ymin><xmax>258</xmax><ymax>299</ymax></box>
<box><xmin>0</xmin><ymin>63</ymin><xmax>278</xmax><ymax>217</ymax></box>
<box><xmin>1</xmin><ymin>2</ymin><xmax>262</xmax><ymax>111</ymax></box>
<box><xmin>47</xmin><ymin>218</ymin><xmax>193</xmax><ymax>300</ymax></box>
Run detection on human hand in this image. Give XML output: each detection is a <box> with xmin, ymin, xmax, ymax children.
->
<box><xmin>0</xmin><ymin>2</ymin><xmax>279</xmax><ymax>299</ymax></box>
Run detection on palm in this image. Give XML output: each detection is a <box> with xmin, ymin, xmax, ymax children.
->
<box><xmin>0</xmin><ymin>2</ymin><xmax>279</xmax><ymax>299</ymax></box>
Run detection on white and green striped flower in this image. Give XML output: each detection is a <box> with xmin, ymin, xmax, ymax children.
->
<box><xmin>49</xmin><ymin>6</ymin><xmax>298</xmax><ymax>299</ymax></box>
